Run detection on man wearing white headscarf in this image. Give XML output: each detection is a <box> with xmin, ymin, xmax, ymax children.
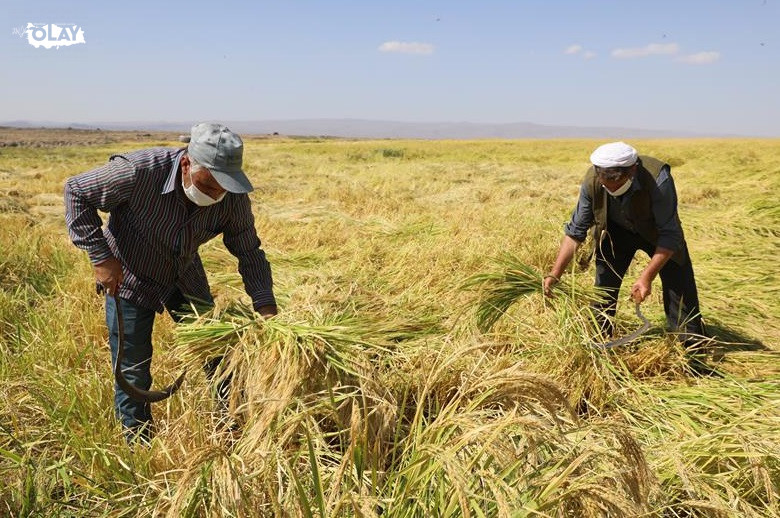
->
<box><xmin>544</xmin><ymin>142</ymin><xmax>705</xmax><ymax>347</ymax></box>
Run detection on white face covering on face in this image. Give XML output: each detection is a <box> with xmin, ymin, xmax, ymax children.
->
<box><xmin>604</xmin><ymin>177</ymin><xmax>632</xmax><ymax>197</ymax></box>
<box><xmin>183</xmin><ymin>174</ymin><xmax>226</xmax><ymax>206</ymax></box>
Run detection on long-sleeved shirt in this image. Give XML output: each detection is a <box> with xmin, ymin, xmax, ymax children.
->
<box><xmin>64</xmin><ymin>147</ymin><xmax>275</xmax><ymax>313</ymax></box>
<box><xmin>563</xmin><ymin>165</ymin><xmax>684</xmax><ymax>252</ymax></box>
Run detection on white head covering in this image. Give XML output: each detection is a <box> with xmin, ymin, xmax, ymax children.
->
<box><xmin>590</xmin><ymin>142</ymin><xmax>638</xmax><ymax>168</ymax></box>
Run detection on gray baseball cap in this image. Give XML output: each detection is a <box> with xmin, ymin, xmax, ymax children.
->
<box><xmin>187</xmin><ymin>123</ymin><xmax>253</xmax><ymax>193</ymax></box>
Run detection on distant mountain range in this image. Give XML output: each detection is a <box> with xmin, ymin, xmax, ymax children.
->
<box><xmin>1</xmin><ymin>119</ymin><xmax>728</xmax><ymax>139</ymax></box>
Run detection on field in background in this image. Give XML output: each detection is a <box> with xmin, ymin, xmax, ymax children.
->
<box><xmin>0</xmin><ymin>130</ymin><xmax>778</xmax><ymax>516</ymax></box>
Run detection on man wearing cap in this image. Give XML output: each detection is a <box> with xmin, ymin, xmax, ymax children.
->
<box><xmin>543</xmin><ymin>142</ymin><xmax>704</xmax><ymax>347</ymax></box>
<box><xmin>64</xmin><ymin>123</ymin><xmax>277</xmax><ymax>442</ymax></box>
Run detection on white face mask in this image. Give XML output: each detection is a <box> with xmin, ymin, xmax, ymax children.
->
<box><xmin>604</xmin><ymin>177</ymin><xmax>632</xmax><ymax>197</ymax></box>
<box><xmin>182</xmin><ymin>176</ymin><xmax>226</xmax><ymax>206</ymax></box>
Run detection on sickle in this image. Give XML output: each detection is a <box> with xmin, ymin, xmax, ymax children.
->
<box><xmin>592</xmin><ymin>302</ymin><xmax>652</xmax><ymax>350</ymax></box>
<box><xmin>112</xmin><ymin>293</ymin><xmax>186</xmax><ymax>403</ymax></box>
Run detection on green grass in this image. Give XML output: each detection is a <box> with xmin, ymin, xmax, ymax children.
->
<box><xmin>0</xmin><ymin>136</ymin><xmax>778</xmax><ymax>516</ymax></box>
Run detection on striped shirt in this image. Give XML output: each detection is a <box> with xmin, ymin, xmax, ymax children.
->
<box><xmin>64</xmin><ymin>147</ymin><xmax>275</xmax><ymax>312</ymax></box>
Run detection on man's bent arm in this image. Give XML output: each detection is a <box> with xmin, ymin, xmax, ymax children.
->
<box><xmin>223</xmin><ymin>195</ymin><xmax>277</xmax><ymax>313</ymax></box>
<box><xmin>631</xmin><ymin>246</ymin><xmax>674</xmax><ymax>302</ymax></box>
<box><xmin>550</xmin><ymin>235</ymin><xmax>581</xmax><ymax>279</ymax></box>
<box><xmin>643</xmin><ymin>247</ymin><xmax>674</xmax><ymax>281</ymax></box>
<box><xmin>651</xmin><ymin>167</ymin><xmax>684</xmax><ymax>252</ymax></box>
<box><xmin>64</xmin><ymin>157</ymin><xmax>135</xmax><ymax>264</ymax></box>
<box><xmin>544</xmin><ymin>235</ymin><xmax>581</xmax><ymax>296</ymax></box>
<box><xmin>547</xmin><ymin>179</ymin><xmax>594</xmax><ymax>295</ymax></box>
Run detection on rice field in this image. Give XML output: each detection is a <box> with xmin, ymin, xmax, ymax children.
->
<box><xmin>0</xmin><ymin>130</ymin><xmax>778</xmax><ymax>516</ymax></box>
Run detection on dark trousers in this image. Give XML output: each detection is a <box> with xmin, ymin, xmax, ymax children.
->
<box><xmin>593</xmin><ymin>223</ymin><xmax>704</xmax><ymax>344</ymax></box>
<box><xmin>105</xmin><ymin>288</ymin><xmax>225</xmax><ymax>443</ymax></box>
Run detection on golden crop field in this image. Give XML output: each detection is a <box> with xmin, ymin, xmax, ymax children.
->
<box><xmin>0</xmin><ymin>129</ymin><xmax>778</xmax><ymax>517</ymax></box>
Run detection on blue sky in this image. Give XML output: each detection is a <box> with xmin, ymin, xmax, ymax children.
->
<box><xmin>2</xmin><ymin>1</ymin><xmax>778</xmax><ymax>136</ymax></box>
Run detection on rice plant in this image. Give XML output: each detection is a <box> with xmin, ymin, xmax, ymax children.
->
<box><xmin>0</xmin><ymin>134</ymin><xmax>778</xmax><ymax>516</ymax></box>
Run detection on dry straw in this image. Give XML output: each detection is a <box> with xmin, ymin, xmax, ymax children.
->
<box><xmin>0</xmin><ymin>136</ymin><xmax>778</xmax><ymax>516</ymax></box>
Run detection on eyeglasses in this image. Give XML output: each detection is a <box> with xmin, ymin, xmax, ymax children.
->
<box><xmin>595</xmin><ymin>166</ymin><xmax>631</xmax><ymax>181</ymax></box>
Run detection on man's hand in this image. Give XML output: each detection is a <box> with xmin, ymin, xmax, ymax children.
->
<box><xmin>255</xmin><ymin>304</ymin><xmax>278</xmax><ymax>319</ymax></box>
<box><xmin>94</xmin><ymin>257</ymin><xmax>123</xmax><ymax>296</ymax></box>
<box><xmin>543</xmin><ymin>275</ymin><xmax>560</xmax><ymax>297</ymax></box>
<box><xmin>631</xmin><ymin>276</ymin><xmax>652</xmax><ymax>303</ymax></box>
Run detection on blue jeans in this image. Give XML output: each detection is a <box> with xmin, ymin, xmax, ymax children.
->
<box><xmin>105</xmin><ymin>288</ymin><xmax>218</xmax><ymax>443</ymax></box>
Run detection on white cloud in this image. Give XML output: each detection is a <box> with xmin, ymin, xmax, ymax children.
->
<box><xmin>565</xmin><ymin>44</ymin><xmax>596</xmax><ymax>60</ymax></box>
<box><xmin>611</xmin><ymin>42</ymin><xmax>679</xmax><ymax>59</ymax></box>
<box><xmin>378</xmin><ymin>41</ymin><xmax>434</xmax><ymax>55</ymax></box>
<box><xmin>677</xmin><ymin>51</ymin><xmax>720</xmax><ymax>64</ymax></box>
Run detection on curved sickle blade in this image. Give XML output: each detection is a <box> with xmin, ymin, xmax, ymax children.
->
<box><xmin>592</xmin><ymin>302</ymin><xmax>652</xmax><ymax>350</ymax></box>
<box><xmin>113</xmin><ymin>293</ymin><xmax>186</xmax><ymax>403</ymax></box>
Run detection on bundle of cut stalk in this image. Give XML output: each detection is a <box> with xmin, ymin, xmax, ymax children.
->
<box><xmin>175</xmin><ymin>302</ymin><xmax>396</xmax><ymax>452</ymax></box>
<box><xmin>462</xmin><ymin>254</ymin><xmax>686</xmax><ymax>414</ymax></box>
<box><xmin>463</xmin><ymin>253</ymin><xmax>600</xmax><ymax>333</ymax></box>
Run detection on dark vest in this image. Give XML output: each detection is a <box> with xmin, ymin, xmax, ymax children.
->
<box><xmin>582</xmin><ymin>155</ymin><xmax>687</xmax><ymax>265</ymax></box>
